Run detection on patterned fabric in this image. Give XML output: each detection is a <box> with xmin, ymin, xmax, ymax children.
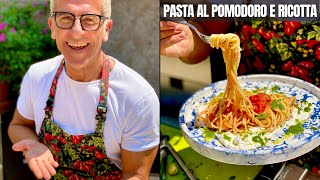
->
<box><xmin>234</xmin><ymin>20</ymin><xmax>320</xmax><ymax>88</ymax></box>
<box><xmin>38</xmin><ymin>57</ymin><xmax>122</xmax><ymax>180</ymax></box>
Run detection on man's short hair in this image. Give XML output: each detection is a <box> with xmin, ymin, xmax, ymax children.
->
<box><xmin>50</xmin><ymin>0</ymin><xmax>111</xmax><ymax>17</ymax></box>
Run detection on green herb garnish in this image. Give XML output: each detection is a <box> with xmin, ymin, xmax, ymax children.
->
<box><xmin>271</xmin><ymin>85</ymin><xmax>280</xmax><ymax>92</ymax></box>
<box><xmin>224</xmin><ymin>134</ymin><xmax>231</xmax><ymax>141</ymax></box>
<box><xmin>252</xmin><ymin>135</ymin><xmax>267</xmax><ymax>146</ymax></box>
<box><xmin>287</xmin><ymin>123</ymin><xmax>304</xmax><ymax>135</ymax></box>
<box><xmin>304</xmin><ymin>107</ymin><xmax>311</xmax><ymax>112</ymax></box>
<box><xmin>271</xmin><ymin>99</ymin><xmax>284</xmax><ymax>110</ymax></box>
<box><xmin>311</xmin><ymin>127</ymin><xmax>318</xmax><ymax>131</ymax></box>
<box><xmin>256</xmin><ymin>113</ymin><xmax>268</xmax><ymax>120</ymax></box>
<box><xmin>201</xmin><ymin>128</ymin><xmax>215</xmax><ymax>142</ymax></box>
<box><xmin>241</xmin><ymin>134</ymin><xmax>249</xmax><ymax>141</ymax></box>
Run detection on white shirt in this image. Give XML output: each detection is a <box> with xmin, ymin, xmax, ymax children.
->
<box><xmin>17</xmin><ymin>55</ymin><xmax>159</xmax><ymax>169</ymax></box>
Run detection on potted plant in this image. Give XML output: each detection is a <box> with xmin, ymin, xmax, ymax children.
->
<box><xmin>0</xmin><ymin>0</ymin><xmax>59</xmax><ymax>102</ymax></box>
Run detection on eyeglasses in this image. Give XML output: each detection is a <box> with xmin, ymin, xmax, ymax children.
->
<box><xmin>52</xmin><ymin>12</ymin><xmax>109</xmax><ymax>31</ymax></box>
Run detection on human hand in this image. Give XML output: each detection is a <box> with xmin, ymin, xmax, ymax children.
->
<box><xmin>160</xmin><ymin>21</ymin><xmax>195</xmax><ymax>58</ymax></box>
<box><xmin>12</xmin><ymin>139</ymin><xmax>59</xmax><ymax>180</ymax></box>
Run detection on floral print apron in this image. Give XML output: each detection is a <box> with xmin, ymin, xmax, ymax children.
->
<box><xmin>38</xmin><ymin>57</ymin><xmax>122</xmax><ymax>180</ymax></box>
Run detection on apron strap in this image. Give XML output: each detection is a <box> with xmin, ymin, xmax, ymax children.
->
<box><xmin>44</xmin><ymin>59</ymin><xmax>65</xmax><ymax>117</ymax></box>
<box><xmin>96</xmin><ymin>55</ymin><xmax>110</xmax><ymax>115</ymax></box>
<box><xmin>95</xmin><ymin>55</ymin><xmax>111</xmax><ymax>134</ymax></box>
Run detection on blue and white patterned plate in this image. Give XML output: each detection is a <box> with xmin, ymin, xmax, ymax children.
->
<box><xmin>179</xmin><ymin>74</ymin><xmax>320</xmax><ymax>165</ymax></box>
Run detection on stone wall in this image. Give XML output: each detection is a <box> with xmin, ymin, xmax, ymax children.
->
<box><xmin>103</xmin><ymin>1</ymin><xmax>159</xmax><ymax>95</ymax></box>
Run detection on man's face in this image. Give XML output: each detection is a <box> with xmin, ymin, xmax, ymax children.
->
<box><xmin>48</xmin><ymin>0</ymin><xmax>112</xmax><ymax>67</ymax></box>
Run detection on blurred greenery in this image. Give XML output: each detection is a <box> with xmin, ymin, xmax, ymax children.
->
<box><xmin>0</xmin><ymin>0</ymin><xmax>59</xmax><ymax>97</ymax></box>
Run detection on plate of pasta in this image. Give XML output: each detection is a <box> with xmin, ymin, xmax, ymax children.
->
<box><xmin>179</xmin><ymin>74</ymin><xmax>320</xmax><ymax>165</ymax></box>
<box><xmin>179</xmin><ymin>33</ymin><xmax>320</xmax><ymax>165</ymax></box>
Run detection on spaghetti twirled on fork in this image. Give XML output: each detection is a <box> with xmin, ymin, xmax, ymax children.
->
<box><xmin>195</xmin><ymin>34</ymin><xmax>295</xmax><ymax>133</ymax></box>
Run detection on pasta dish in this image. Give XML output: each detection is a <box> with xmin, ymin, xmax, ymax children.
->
<box><xmin>195</xmin><ymin>34</ymin><xmax>296</xmax><ymax>134</ymax></box>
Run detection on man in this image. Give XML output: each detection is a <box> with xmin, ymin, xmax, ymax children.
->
<box><xmin>8</xmin><ymin>0</ymin><xmax>159</xmax><ymax>179</ymax></box>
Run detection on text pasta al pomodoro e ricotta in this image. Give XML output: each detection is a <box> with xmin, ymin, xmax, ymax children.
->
<box><xmin>163</xmin><ymin>4</ymin><xmax>318</xmax><ymax>18</ymax></box>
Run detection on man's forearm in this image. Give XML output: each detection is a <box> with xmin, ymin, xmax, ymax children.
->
<box><xmin>8</xmin><ymin>124</ymin><xmax>39</xmax><ymax>144</ymax></box>
<box><xmin>8</xmin><ymin>109</ymin><xmax>38</xmax><ymax>144</ymax></box>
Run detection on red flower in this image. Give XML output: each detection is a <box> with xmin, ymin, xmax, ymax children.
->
<box><xmin>87</xmin><ymin>146</ymin><xmax>96</xmax><ymax>152</ymax></box>
<box><xmin>99</xmin><ymin>95</ymin><xmax>104</xmax><ymax>102</ymax></box>
<box><xmin>50</xmin><ymin>87</ymin><xmax>55</xmax><ymax>96</ymax></box>
<box><xmin>306</xmin><ymin>40</ymin><xmax>319</xmax><ymax>49</ymax></box>
<box><xmin>316</xmin><ymin>46</ymin><xmax>320</xmax><ymax>60</ymax></box>
<box><xmin>84</xmin><ymin>160</ymin><xmax>95</xmax><ymax>166</ymax></box>
<box><xmin>94</xmin><ymin>150</ymin><xmax>106</xmax><ymax>159</ymax></box>
<box><xmin>269</xmin><ymin>31</ymin><xmax>281</xmax><ymax>38</ymax></box>
<box><xmin>253</xmin><ymin>57</ymin><xmax>264</xmax><ymax>71</ymax></box>
<box><xmin>252</xmin><ymin>39</ymin><xmax>265</xmax><ymax>53</ymax></box>
<box><xmin>284</xmin><ymin>26</ymin><xmax>295</xmax><ymax>36</ymax></box>
<box><xmin>62</xmin><ymin>169</ymin><xmax>73</xmax><ymax>177</ymax></box>
<box><xmin>44</xmin><ymin>133</ymin><xmax>55</xmax><ymax>142</ymax></box>
<box><xmin>287</xmin><ymin>68</ymin><xmax>299</xmax><ymax>77</ymax></box>
<box><xmin>69</xmin><ymin>173</ymin><xmax>81</xmax><ymax>180</ymax></box>
<box><xmin>241</xmin><ymin>25</ymin><xmax>250</xmax><ymax>39</ymax></box>
<box><xmin>257</xmin><ymin>28</ymin><xmax>272</xmax><ymax>40</ymax></box>
<box><xmin>72</xmin><ymin>135</ymin><xmax>84</xmax><ymax>145</ymax></box>
<box><xmin>289</xmin><ymin>21</ymin><xmax>301</xmax><ymax>29</ymax></box>
<box><xmin>284</xmin><ymin>21</ymin><xmax>301</xmax><ymax>29</ymax></box>
<box><xmin>292</xmin><ymin>65</ymin><xmax>308</xmax><ymax>78</ymax></box>
<box><xmin>90</xmin><ymin>171</ymin><xmax>96</xmax><ymax>177</ymax></box>
<box><xmin>93</xmin><ymin>176</ymin><xmax>105</xmax><ymax>180</ymax></box>
<box><xmin>52</xmin><ymin>78</ymin><xmax>57</xmax><ymax>86</ymax></box>
<box><xmin>73</xmin><ymin>160</ymin><xmax>81</xmax><ymax>168</ymax></box>
<box><xmin>298</xmin><ymin>61</ymin><xmax>314</xmax><ymax>70</ymax></box>
<box><xmin>101</xmin><ymin>69</ymin><xmax>108</xmax><ymax>78</ymax></box>
<box><xmin>52</xmin><ymin>144</ymin><xmax>60</xmax><ymax>154</ymax></box>
<box><xmin>44</xmin><ymin>133</ymin><xmax>52</xmax><ymax>142</ymax></box>
<box><xmin>248</xmin><ymin>26</ymin><xmax>256</xmax><ymax>35</ymax></box>
<box><xmin>296</xmin><ymin>40</ymin><xmax>305</xmax><ymax>45</ymax></box>
<box><xmin>56</xmin><ymin>136</ymin><xmax>67</xmax><ymax>145</ymax></box>
<box><xmin>81</xmin><ymin>145</ymin><xmax>87</xmax><ymax>151</ymax></box>
<box><xmin>282</xmin><ymin>60</ymin><xmax>293</xmax><ymax>72</ymax></box>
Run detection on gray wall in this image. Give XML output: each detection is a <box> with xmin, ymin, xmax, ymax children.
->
<box><xmin>104</xmin><ymin>1</ymin><xmax>159</xmax><ymax>95</ymax></box>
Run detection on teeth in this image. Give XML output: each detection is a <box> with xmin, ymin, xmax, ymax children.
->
<box><xmin>68</xmin><ymin>42</ymin><xmax>88</xmax><ymax>47</ymax></box>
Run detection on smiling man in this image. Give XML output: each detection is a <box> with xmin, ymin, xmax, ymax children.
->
<box><xmin>8</xmin><ymin>0</ymin><xmax>159</xmax><ymax>179</ymax></box>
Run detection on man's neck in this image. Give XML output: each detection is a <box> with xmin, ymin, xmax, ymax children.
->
<box><xmin>64</xmin><ymin>53</ymin><xmax>114</xmax><ymax>82</ymax></box>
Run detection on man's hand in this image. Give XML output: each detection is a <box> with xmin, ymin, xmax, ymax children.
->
<box><xmin>160</xmin><ymin>21</ymin><xmax>194</xmax><ymax>58</ymax></box>
<box><xmin>12</xmin><ymin>139</ymin><xmax>59</xmax><ymax>180</ymax></box>
<box><xmin>160</xmin><ymin>21</ymin><xmax>212</xmax><ymax>64</ymax></box>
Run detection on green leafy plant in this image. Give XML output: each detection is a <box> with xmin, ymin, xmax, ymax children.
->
<box><xmin>0</xmin><ymin>1</ymin><xmax>59</xmax><ymax>96</ymax></box>
<box><xmin>235</xmin><ymin>20</ymin><xmax>320</xmax><ymax>87</ymax></box>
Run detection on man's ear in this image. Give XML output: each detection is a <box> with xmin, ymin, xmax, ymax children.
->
<box><xmin>102</xmin><ymin>20</ymin><xmax>113</xmax><ymax>42</ymax></box>
<box><xmin>48</xmin><ymin>17</ymin><xmax>56</xmax><ymax>40</ymax></box>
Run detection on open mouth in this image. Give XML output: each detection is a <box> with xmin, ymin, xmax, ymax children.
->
<box><xmin>67</xmin><ymin>42</ymin><xmax>89</xmax><ymax>50</ymax></box>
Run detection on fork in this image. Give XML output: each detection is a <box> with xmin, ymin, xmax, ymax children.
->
<box><xmin>176</xmin><ymin>20</ymin><xmax>211</xmax><ymax>44</ymax></box>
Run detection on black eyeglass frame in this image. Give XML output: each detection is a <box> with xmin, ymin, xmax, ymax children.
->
<box><xmin>52</xmin><ymin>11</ymin><xmax>109</xmax><ymax>31</ymax></box>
